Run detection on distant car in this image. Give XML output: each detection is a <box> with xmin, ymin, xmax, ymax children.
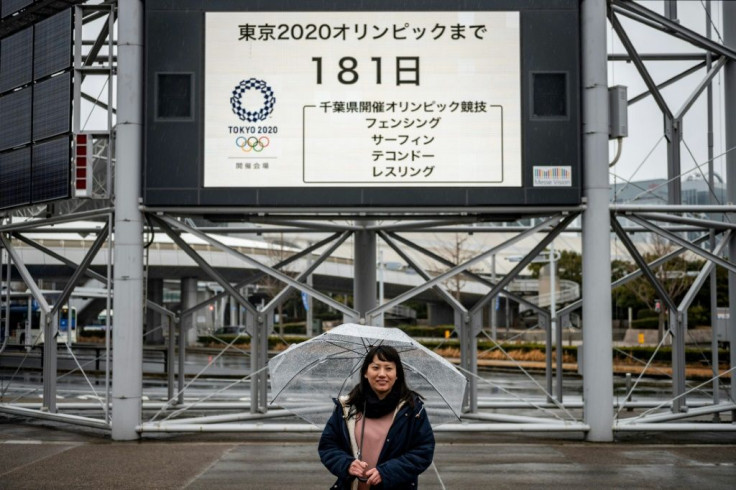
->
<box><xmin>81</xmin><ymin>324</ymin><xmax>110</xmax><ymax>335</ymax></box>
<box><xmin>214</xmin><ymin>325</ymin><xmax>247</xmax><ymax>336</ymax></box>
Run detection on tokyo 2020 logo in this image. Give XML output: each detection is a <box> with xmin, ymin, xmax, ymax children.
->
<box><xmin>230</xmin><ymin>78</ymin><xmax>276</xmax><ymax>123</ymax></box>
<box><xmin>235</xmin><ymin>136</ymin><xmax>270</xmax><ymax>152</ymax></box>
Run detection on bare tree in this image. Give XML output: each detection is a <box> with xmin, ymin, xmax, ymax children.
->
<box><xmin>621</xmin><ymin>234</ymin><xmax>693</xmax><ymax>340</ymax></box>
<box><xmin>260</xmin><ymin>233</ymin><xmax>296</xmax><ymax>336</ymax></box>
<box><xmin>434</xmin><ymin>233</ymin><xmax>475</xmax><ymax>301</ymax></box>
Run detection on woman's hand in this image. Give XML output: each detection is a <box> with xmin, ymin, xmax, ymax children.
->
<box><xmin>365</xmin><ymin>468</ymin><xmax>382</xmax><ymax>486</ymax></box>
<box><xmin>349</xmin><ymin>459</ymin><xmax>368</xmax><ymax>479</ymax></box>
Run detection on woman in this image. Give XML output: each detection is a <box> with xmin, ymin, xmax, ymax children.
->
<box><xmin>319</xmin><ymin>345</ymin><xmax>435</xmax><ymax>489</ymax></box>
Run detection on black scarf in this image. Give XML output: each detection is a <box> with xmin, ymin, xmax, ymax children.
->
<box><xmin>363</xmin><ymin>381</ymin><xmax>401</xmax><ymax>418</ymax></box>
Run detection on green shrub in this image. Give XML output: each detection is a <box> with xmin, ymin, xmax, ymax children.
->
<box><xmin>281</xmin><ymin>322</ymin><xmax>306</xmax><ymax>335</ymax></box>
<box><xmin>612</xmin><ymin>345</ymin><xmax>729</xmax><ymax>363</ymax></box>
<box><xmin>631</xmin><ymin>317</ymin><xmax>659</xmax><ymax>329</ymax></box>
<box><xmin>637</xmin><ymin>309</ymin><xmax>658</xmax><ymax>319</ymax></box>
<box><xmin>399</xmin><ymin>325</ymin><xmax>452</xmax><ymax>338</ymax></box>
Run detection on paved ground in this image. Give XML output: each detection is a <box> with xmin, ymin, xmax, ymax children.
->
<box><xmin>1</xmin><ymin>417</ymin><xmax>736</xmax><ymax>489</ymax></box>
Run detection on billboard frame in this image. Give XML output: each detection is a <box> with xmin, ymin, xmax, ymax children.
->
<box><xmin>144</xmin><ymin>0</ymin><xmax>582</xmax><ymax>211</ymax></box>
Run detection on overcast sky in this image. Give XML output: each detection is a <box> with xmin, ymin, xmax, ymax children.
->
<box><xmin>607</xmin><ymin>0</ymin><xmax>727</xmax><ymax>195</ymax></box>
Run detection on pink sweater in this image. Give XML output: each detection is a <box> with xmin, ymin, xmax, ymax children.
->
<box><xmin>355</xmin><ymin>411</ymin><xmax>394</xmax><ymax>489</ymax></box>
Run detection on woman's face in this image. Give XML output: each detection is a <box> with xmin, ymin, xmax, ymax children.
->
<box><xmin>364</xmin><ymin>355</ymin><xmax>397</xmax><ymax>400</ymax></box>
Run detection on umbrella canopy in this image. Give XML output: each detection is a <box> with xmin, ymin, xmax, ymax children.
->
<box><xmin>269</xmin><ymin>323</ymin><xmax>467</xmax><ymax>428</ymax></box>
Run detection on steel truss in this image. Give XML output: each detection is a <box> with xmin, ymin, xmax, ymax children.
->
<box><xmin>1</xmin><ymin>0</ymin><xmax>735</xmax><ymax>439</ymax></box>
<box><xmin>130</xmin><ymin>210</ymin><xmax>590</xmax><ymax>434</ymax></box>
<box><xmin>0</xmin><ymin>2</ymin><xmax>118</xmax><ymax>431</ymax></box>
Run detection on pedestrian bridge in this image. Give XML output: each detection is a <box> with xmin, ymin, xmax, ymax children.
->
<box><xmin>5</xmin><ymin>221</ymin><xmax>580</xmax><ymax>327</ymax></box>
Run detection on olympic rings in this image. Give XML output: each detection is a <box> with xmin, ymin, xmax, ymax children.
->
<box><xmin>235</xmin><ymin>136</ymin><xmax>270</xmax><ymax>152</ymax></box>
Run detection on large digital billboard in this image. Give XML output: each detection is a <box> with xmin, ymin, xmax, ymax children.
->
<box><xmin>145</xmin><ymin>0</ymin><xmax>580</xmax><ymax>208</ymax></box>
<box><xmin>204</xmin><ymin>11</ymin><xmax>521</xmax><ymax>189</ymax></box>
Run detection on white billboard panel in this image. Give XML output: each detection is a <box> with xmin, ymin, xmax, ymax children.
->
<box><xmin>204</xmin><ymin>12</ymin><xmax>521</xmax><ymax>188</ymax></box>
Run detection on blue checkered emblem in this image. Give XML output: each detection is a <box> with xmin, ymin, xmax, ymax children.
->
<box><xmin>230</xmin><ymin>78</ymin><xmax>276</xmax><ymax>123</ymax></box>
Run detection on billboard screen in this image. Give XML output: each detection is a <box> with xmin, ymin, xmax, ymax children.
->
<box><xmin>203</xmin><ymin>11</ymin><xmax>521</xmax><ymax>189</ymax></box>
<box><xmin>145</xmin><ymin>1</ymin><xmax>580</xmax><ymax>208</ymax></box>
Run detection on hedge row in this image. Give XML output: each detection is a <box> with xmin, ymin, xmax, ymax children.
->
<box><xmin>198</xmin><ymin>334</ymin><xmax>729</xmax><ymax>363</ymax></box>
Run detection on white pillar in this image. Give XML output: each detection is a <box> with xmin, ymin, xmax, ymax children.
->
<box><xmin>182</xmin><ymin>278</ymin><xmax>198</xmax><ymax>345</ymax></box>
<box><xmin>581</xmin><ymin>0</ymin><xmax>613</xmax><ymax>441</ymax></box>
<box><xmin>111</xmin><ymin>0</ymin><xmax>144</xmax><ymax>440</ymax></box>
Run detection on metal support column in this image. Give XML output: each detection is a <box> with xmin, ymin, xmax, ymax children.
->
<box><xmin>491</xmin><ymin>254</ymin><xmax>497</xmax><ymax>341</ymax></box>
<box><xmin>182</xmin><ymin>278</ymin><xmax>199</xmax><ymax>345</ymax></box>
<box><xmin>664</xmin><ymin>0</ymin><xmax>678</xmax><ymax>22</ymax></box>
<box><xmin>111</xmin><ymin>0</ymin><xmax>144</xmax><ymax>441</ymax></box>
<box><xmin>460</xmin><ymin>310</ymin><xmax>478</xmax><ymax>412</ymax></box>
<box><xmin>167</xmin><ymin>317</ymin><xmax>176</xmax><ymax>402</ymax></box>
<box><xmin>665</xmin><ymin>117</ymin><xmax>682</xmax><ymax>204</ymax></box>
<box><xmin>306</xmin><ymin>267</ymin><xmax>314</xmax><ymax>336</ymax></box>
<box><xmin>179</xmin><ymin>277</ymin><xmax>197</xmax><ymax>403</ymax></box>
<box><xmin>250</xmin><ymin>311</ymin><xmax>269</xmax><ymax>413</ymax></box>
<box><xmin>581</xmin><ymin>0</ymin><xmax>613</xmax><ymax>441</ymax></box>
<box><xmin>706</xmin><ymin>0</ymin><xmax>720</xmax><ymax>411</ymax></box>
<box><xmin>543</xmin><ymin>314</ymin><xmax>553</xmax><ymax>402</ymax></box>
<box><xmin>555</xmin><ymin>310</ymin><xmax>563</xmax><ymax>401</ymax></box>
<box><xmin>41</xmin><ymin>312</ymin><xmax>57</xmax><ymax>413</ymax></box>
<box><xmin>145</xmin><ymin>278</ymin><xmax>164</xmax><ymax>345</ymax></box>
<box><xmin>725</xmin><ymin>0</ymin><xmax>736</xmax><ymax>410</ymax></box>
<box><xmin>1</xmin><ymin>235</ymin><xmax>55</xmax><ymax>411</ymax></box>
<box><xmin>230</xmin><ymin>296</ymin><xmax>237</xmax><ymax>326</ymax></box>
<box><xmin>671</xmin><ymin>310</ymin><xmax>686</xmax><ymax>412</ymax></box>
<box><xmin>354</xmin><ymin>225</ymin><xmax>376</xmax><ymax>323</ymax></box>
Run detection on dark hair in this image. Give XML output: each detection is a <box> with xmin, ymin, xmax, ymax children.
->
<box><xmin>345</xmin><ymin>345</ymin><xmax>418</xmax><ymax>413</ymax></box>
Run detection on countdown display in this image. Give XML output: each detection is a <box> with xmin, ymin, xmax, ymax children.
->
<box><xmin>145</xmin><ymin>0</ymin><xmax>580</xmax><ymax>208</ymax></box>
<box><xmin>204</xmin><ymin>11</ymin><xmax>521</xmax><ymax>188</ymax></box>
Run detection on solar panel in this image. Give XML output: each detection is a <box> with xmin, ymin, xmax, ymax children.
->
<box><xmin>0</xmin><ymin>26</ymin><xmax>33</xmax><ymax>93</ymax></box>
<box><xmin>1</xmin><ymin>0</ymin><xmax>35</xmax><ymax>19</ymax></box>
<box><xmin>33</xmin><ymin>8</ymin><xmax>71</xmax><ymax>80</ymax></box>
<box><xmin>0</xmin><ymin>146</ymin><xmax>31</xmax><ymax>209</ymax></box>
<box><xmin>31</xmin><ymin>135</ymin><xmax>69</xmax><ymax>203</ymax></box>
<box><xmin>33</xmin><ymin>71</ymin><xmax>70</xmax><ymax>141</ymax></box>
<box><xmin>0</xmin><ymin>86</ymin><xmax>31</xmax><ymax>151</ymax></box>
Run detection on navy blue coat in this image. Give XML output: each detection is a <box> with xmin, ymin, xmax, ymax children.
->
<box><xmin>318</xmin><ymin>397</ymin><xmax>435</xmax><ymax>490</ymax></box>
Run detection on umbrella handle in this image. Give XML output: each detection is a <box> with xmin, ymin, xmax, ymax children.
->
<box><xmin>357</xmin><ymin>402</ymin><xmax>366</xmax><ymax>461</ymax></box>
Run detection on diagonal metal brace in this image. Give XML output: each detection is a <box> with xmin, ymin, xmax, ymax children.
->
<box><xmin>178</xmin><ymin>231</ymin><xmax>345</xmax><ymax>319</ymax></box>
<box><xmin>50</xmin><ymin>223</ymin><xmax>109</xmax><ymax>318</ymax></box>
<box><xmin>155</xmin><ymin>214</ymin><xmax>358</xmax><ymax>318</ymax></box>
<box><xmin>0</xmin><ymin>234</ymin><xmax>51</xmax><ymax>315</ymax></box>
<box><xmin>678</xmin><ymin>231</ymin><xmax>730</xmax><ymax>313</ymax></box>
<box><xmin>674</xmin><ymin>56</ymin><xmax>726</xmax><ymax>120</ymax></box>
<box><xmin>627</xmin><ymin>214</ymin><xmax>736</xmax><ymax>275</ymax></box>
<box><xmin>611</xmin><ymin>0</ymin><xmax>736</xmax><ymax>61</ymax></box>
<box><xmin>628</xmin><ymin>61</ymin><xmax>706</xmax><ymax>107</ymax></box>
<box><xmin>378</xmin><ymin>230</ymin><xmax>467</xmax><ymax>314</ymax></box>
<box><xmin>150</xmin><ymin>216</ymin><xmax>259</xmax><ymax>317</ymax></box>
<box><xmin>611</xmin><ymin>216</ymin><xmax>677</xmax><ymax>312</ymax></box>
<box><xmin>262</xmin><ymin>231</ymin><xmax>351</xmax><ymax>312</ymax></box>
<box><xmin>469</xmin><ymin>214</ymin><xmax>578</xmax><ymax>316</ymax></box>
<box><xmin>12</xmin><ymin>232</ymin><xmax>175</xmax><ymax>321</ymax></box>
<box><xmin>384</xmin><ymin>232</ymin><xmax>544</xmax><ymax>315</ymax></box>
<box><xmin>367</xmin><ymin>215</ymin><xmax>565</xmax><ymax>318</ymax></box>
<box><xmin>608</xmin><ymin>9</ymin><xmax>672</xmax><ymax>119</ymax></box>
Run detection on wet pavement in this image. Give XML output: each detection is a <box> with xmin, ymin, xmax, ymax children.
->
<box><xmin>3</xmin><ymin>346</ymin><xmax>735</xmax><ymax>488</ymax></box>
<box><xmin>1</xmin><ymin>416</ymin><xmax>735</xmax><ymax>489</ymax></box>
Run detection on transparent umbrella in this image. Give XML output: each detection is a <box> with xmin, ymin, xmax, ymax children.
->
<box><xmin>268</xmin><ymin>323</ymin><xmax>467</xmax><ymax>428</ymax></box>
